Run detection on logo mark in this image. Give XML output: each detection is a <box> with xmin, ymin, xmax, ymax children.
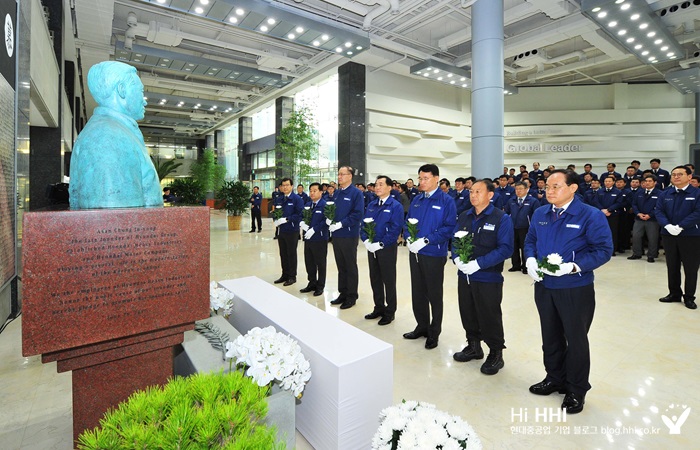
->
<box><xmin>661</xmin><ymin>404</ymin><xmax>691</xmax><ymax>434</ymax></box>
<box><xmin>5</xmin><ymin>14</ymin><xmax>13</xmax><ymax>58</ymax></box>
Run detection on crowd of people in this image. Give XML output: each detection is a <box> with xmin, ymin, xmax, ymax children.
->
<box><xmin>250</xmin><ymin>159</ymin><xmax>699</xmax><ymax>415</ymax></box>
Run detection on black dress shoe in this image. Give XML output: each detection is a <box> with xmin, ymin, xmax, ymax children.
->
<box><xmin>403</xmin><ymin>330</ymin><xmax>428</xmax><ymax>340</ymax></box>
<box><xmin>313</xmin><ymin>289</ymin><xmax>324</xmax><ymax>296</ymax></box>
<box><xmin>529</xmin><ymin>379</ymin><xmax>566</xmax><ymax>396</ymax></box>
<box><xmin>283</xmin><ymin>278</ymin><xmax>296</xmax><ymax>286</ymax></box>
<box><xmin>299</xmin><ymin>285</ymin><xmax>315</xmax><ymax>293</ymax></box>
<box><xmin>339</xmin><ymin>300</ymin><xmax>356</xmax><ymax>310</ymax></box>
<box><xmin>330</xmin><ymin>297</ymin><xmax>345</xmax><ymax>305</ymax></box>
<box><xmin>364</xmin><ymin>311</ymin><xmax>382</xmax><ymax>320</ymax></box>
<box><xmin>647</xmin><ymin>257</ymin><xmax>655</xmax><ymax>263</ymax></box>
<box><xmin>562</xmin><ymin>392</ymin><xmax>585</xmax><ymax>414</ymax></box>
<box><xmin>508</xmin><ymin>267</ymin><xmax>521</xmax><ymax>272</ymax></box>
<box><xmin>684</xmin><ymin>299</ymin><xmax>698</xmax><ymax>310</ymax></box>
<box><xmin>249</xmin><ymin>230</ymin><xmax>255</xmax><ymax>233</ymax></box>
<box><xmin>425</xmin><ymin>337</ymin><xmax>438</xmax><ymax>349</ymax></box>
<box><xmin>273</xmin><ymin>276</ymin><xmax>287</xmax><ymax>284</ymax></box>
<box><xmin>627</xmin><ymin>255</ymin><xmax>642</xmax><ymax>260</ymax></box>
<box><xmin>611</xmin><ymin>252</ymin><xmax>616</xmax><ymax>256</ymax></box>
<box><xmin>257</xmin><ymin>229</ymin><xmax>262</xmax><ymax>233</ymax></box>
<box><xmin>378</xmin><ymin>315</ymin><xmax>394</xmax><ymax>326</ymax></box>
<box><xmin>522</xmin><ymin>269</ymin><xmax>528</xmax><ymax>275</ymax></box>
<box><xmin>659</xmin><ymin>294</ymin><xmax>682</xmax><ymax>303</ymax></box>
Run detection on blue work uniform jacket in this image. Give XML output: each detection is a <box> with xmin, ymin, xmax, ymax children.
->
<box><xmin>360</xmin><ymin>196</ymin><xmax>404</xmax><ymax>248</ymax></box>
<box><xmin>454</xmin><ymin>189</ymin><xmax>471</xmax><ymax>217</ymax></box>
<box><xmin>494</xmin><ymin>185</ymin><xmax>515</xmax><ymax>210</ymax></box>
<box><xmin>655</xmin><ymin>185</ymin><xmax>700</xmax><ymax>236</ymax></box>
<box><xmin>250</xmin><ymin>192</ymin><xmax>262</xmax><ymax>210</ymax></box>
<box><xmin>651</xmin><ymin>168</ymin><xmax>671</xmax><ymax>189</ymax></box>
<box><xmin>304</xmin><ymin>198</ymin><xmax>330</xmax><ymax>242</ymax></box>
<box><xmin>452</xmin><ymin>205</ymin><xmax>513</xmax><ymax>283</ymax></box>
<box><xmin>524</xmin><ymin>198</ymin><xmax>613</xmax><ymax>289</ymax></box>
<box><xmin>591</xmin><ymin>187</ymin><xmax>624</xmax><ymax>215</ymax></box>
<box><xmin>504</xmin><ymin>195</ymin><xmax>540</xmax><ymax>229</ymax></box>
<box><xmin>278</xmin><ymin>193</ymin><xmax>304</xmax><ymax>234</ymax></box>
<box><xmin>404</xmin><ymin>189</ymin><xmax>457</xmax><ymax>257</ymax></box>
<box><xmin>632</xmin><ymin>187</ymin><xmax>661</xmax><ymax>220</ymax></box>
<box><xmin>329</xmin><ymin>184</ymin><xmax>364</xmax><ymax>238</ymax></box>
<box><xmin>298</xmin><ymin>191</ymin><xmax>310</xmax><ymax>206</ymax></box>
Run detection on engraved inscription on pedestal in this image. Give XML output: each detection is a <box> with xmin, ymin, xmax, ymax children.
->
<box><xmin>0</xmin><ymin>75</ymin><xmax>16</xmax><ymax>288</ymax></box>
<box><xmin>22</xmin><ymin>207</ymin><xmax>210</xmax><ymax>355</ymax></box>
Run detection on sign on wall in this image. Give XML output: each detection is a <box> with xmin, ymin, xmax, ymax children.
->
<box><xmin>506</xmin><ymin>142</ymin><xmax>582</xmax><ymax>153</ymax></box>
<box><xmin>0</xmin><ymin>0</ymin><xmax>16</xmax><ymax>290</ymax></box>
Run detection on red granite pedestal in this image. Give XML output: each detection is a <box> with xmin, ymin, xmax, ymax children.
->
<box><xmin>21</xmin><ymin>207</ymin><xmax>210</xmax><ymax>443</ymax></box>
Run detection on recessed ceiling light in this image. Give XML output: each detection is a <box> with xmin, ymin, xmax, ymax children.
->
<box><xmin>356</xmin><ymin>46</ymin><xmax>362</xmax><ymax>50</ymax></box>
<box><xmin>615</xmin><ymin>0</ymin><xmax>624</xmax><ymax>4</ymax></box>
<box><xmin>626</xmin><ymin>37</ymin><xmax>634</xmax><ymax>43</ymax></box>
<box><xmin>236</xmin><ymin>8</ymin><xmax>244</xmax><ymax>15</ymax></box>
<box><xmin>321</xmin><ymin>34</ymin><xmax>329</xmax><ymax>41</ymax></box>
<box><xmin>200</xmin><ymin>0</ymin><xmax>209</xmax><ymax>5</ymax></box>
<box><xmin>156</xmin><ymin>0</ymin><xmax>165</xmax><ymax>3</ymax></box>
<box><xmin>312</xmin><ymin>40</ymin><xmax>320</xmax><ymax>46</ymax></box>
<box><xmin>608</xmin><ymin>21</ymin><xmax>617</xmax><ymax>27</ymax></box>
<box><xmin>267</xmin><ymin>18</ymin><xmax>276</xmax><ymax>25</ymax></box>
<box><xmin>143</xmin><ymin>96</ymin><xmax>148</xmax><ymax>100</ymax></box>
<box><xmin>135</xmin><ymin>53</ymin><xmax>142</xmax><ymax>57</ymax></box>
<box><xmin>450</xmin><ymin>80</ymin><xmax>455</xmax><ymax>85</ymax></box>
<box><xmin>212</xmin><ymin>106</ymin><xmax>217</xmax><ymax>109</ymax></box>
<box><xmin>621</xmin><ymin>3</ymin><xmax>630</xmax><ymax>10</ymax></box>
<box><xmin>648</xmin><ymin>56</ymin><xmax>655</xmax><ymax>61</ymax></box>
<box><xmin>163</xmin><ymin>59</ymin><xmax>169</xmax><ymax>62</ymax></box>
<box><xmin>345</xmin><ymin>42</ymin><xmax>352</xmax><ymax>48</ymax></box>
<box><xmin>647</xmin><ymin>31</ymin><xmax>656</xmax><ymax>37</ymax></box>
<box><xmin>336</xmin><ymin>47</ymin><xmax>342</xmax><ymax>52</ymax></box>
<box><xmin>194</xmin><ymin>7</ymin><xmax>203</xmax><ymax>14</ymax></box>
<box><xmin>296</xmin><ymin>27</ymin><xmax>304</xmax><ymax>33</ymax></box>
<box><xmin>641</xmin><ymin>50</ymin><xmax>649</xmax><ymax>55</ymax></box>
<box><xmin>661</xmin><ymin>46</ymin><xmax>669</xmax><ymax>51</ymax></box>
<box><xmin>592</xmin><ymin>7</ymin><xmax>601</xmax><ymax>12</ymax></box>
<box><xmin>437</xmin><ymin>76</ymin><xmax>443</xmax><ymax>81</ymax></box>
<box><xmin>639</xmin><ymin>23</ymin><xmax>648</xmax><ymax>29</ymax></box>
<box><xmin>667</xmin><ymin>52</ymin><xmax>675</xmax><ymax>57</ymax></box>
<box><xmin>185</xmin><ymin>68</ymin><xmax>191</xmax><ymax>71</ymax></box>
<box><xmin>196</xmin><ymin>104</ymin><xmax>201</xmax><ymax>107</ymax></box>
<box><xmin>423</xmin><ymin>73</ymin><xmax>429</xmax><ymax>77</ymax></box>
<box><xmin>288</xmin><ymin>33</ymin><xmax>295</xmax><ymax>39</ymax></box>
<box><xmin>597</xmin><ymin>11</ymin><xmax>607</xmax><ymax>18</ymax></box>
<box><xmin>630</xmin><ymin>13</ymin><xmax>640</xmax><ymax>20</ymax></box>
<box><xmin>447</xmin><ymin>74</ymin><xmax>453</xmax><ymax>78</ymax></box>
<box><xmin>618</xmin><ymin>29</ymin><xmax>627</xmax><ymax>35</ymax></box>
<box><xmin>462</xmin><ymin>84</ymin><xmax>468</xmax><ymax>88</ymax></box>
<box><xmin>347</xmin><ymin>51</ymin><xmax>353</xmax><ymax>55</ymax></box>
<box><xmin>654</xmin><ymin>39</ymin><xmax>662</xmax><ymax>45</ymax></box>
<box><xmin>229</xmin><ymin>17</ymin><xmax>238</xmax><ymax>23</ymax></box>
<box><xmin>460</xmin><ymin>77</ymin><xmax>466</xmax><ymax>81</ymax></box>
<box><xmin>160</xmin><ymin>64</ymin><xmax>167</xmax><ymax>67</ymax></box>
<box><xmin>634</xmin><ymin>44</ymin><xmax>642</xmax><ymax>49</ymax></box>
<box><xmin>260</xmin><ymin>25</ymin><xmax>268</xmax><ymax>32</ymax></box>
<box><xmin>433</xmin><ymin>69</ymin><xmax>439</xmax><ymax>73</ymax></box>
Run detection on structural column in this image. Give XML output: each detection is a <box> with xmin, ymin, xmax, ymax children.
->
<box><xmin>338</xmin><ymin>62</ymin><xmax>366</xmax><ymax>184</ymax></box>
<box><xmin>471</xmin><ymin>0</ymin><xmax>504</xmax><ymax>178</ymax></box>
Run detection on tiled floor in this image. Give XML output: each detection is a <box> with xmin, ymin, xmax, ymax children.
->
<box><xmin>1</xmin><ymin>210</ymin><xmax>698</xmax><ymax>449</ymax></box>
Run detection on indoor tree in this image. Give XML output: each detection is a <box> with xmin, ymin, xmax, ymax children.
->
<box><xmin>275</xmin><ymin>106</ymin><xmax>319</xmax><ymax>185</ymax></box>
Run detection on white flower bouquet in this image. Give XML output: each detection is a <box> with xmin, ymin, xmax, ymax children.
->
<box><xmin>225</xmin><ymin>326</ymin><xmax>312</xmax><ymax>398</ymax></box>
<box><xmin>210</xmin><ymin>281</ymin><xmax>234</xmax><ymax>318</ymax></box>
<box><xmin>537</xmin><ymin>252</ymin><xmax>562</xmax><ymax>278</ymax></box>
<box><xmin>372</xmin><ymin>400</ymin><xmax>482</xmax><ymax>450</ymax></box>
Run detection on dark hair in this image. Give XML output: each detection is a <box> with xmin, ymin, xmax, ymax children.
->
<box><xmin>626</xmin><ymin>166</ymin><xmax>636</xmax><ymax>170</ymax></box>
<box><xmin>163</xmin><ymin>187</ymin><xmax>170</xmax><ymax>192</ymax></box>
<box><xmin>514</xmin><ymin>181</ymin><xmax>527</xmax><ymax>189</ymax></box>
<box><xmin>406</xmin><ymin>178</ymin><xmax>414</xmax><ymax>183</ymax></box>
<box><xmin>321</xmin><ymin>183</ymin><xmax>329</xmax><ymax>189</ymax></box>
<box><xmin>687</xmin><ymin>163</ymin><xmax>695</xmax><ymax>170</ymax></box>
<box><xmin>631</xmin><ymin>160</ymin><xmax>641</xmax><ymax>165</ymax></box>
<box><xmin>357</xmin><ymin>183</ymin><xmax>366</xmax><ymax>189</ymax></box>
<box><xmin>253</xmin><ymin>185</ymin><xmax>259</xmax><ymax>190</ymax></box>
<box><xmin>399</xmin><ymin>183</ymin><xmax>408</xmax><ymax>193</ymax></box>
<box><xmin>566</xmin><ymin>164</ymin><xmax>576</xmax><ymax>170</ymax></box>
<box><xmin>418</xmin><ymin>164</ymin><xmax>440</xmax><ymax>176</ymax></box>
<box><xmin>692</xmin><ymin>175</ymin><xmax>700</xmax><ymax>182</ymax></box>
<box><xmin>439</xmin><ymin>178</ymin><xmax>451</xmax><ymax>187</ymax></box>
<box><xmin>584</xmin><ymin>163</ymin><xmax>592</xmax><ymax>169</ymax></box>
<box><xmin>367</xmin><ymin>182</ymin><xmax>375</xmax><ymax>187</ymax></box>
<box><xmin>309</xmin><ymin>182</ymin><xmax>321</xmax><ymax>190</ymax></box>
<box><xmin>643</xmin><ymin>174</ymin><xmax>658</xmax><ymax>182</ymax></box>
<box><xmin>281</xmin><ymin>177</ymin><xmax>293</xmax><ymax>185</ymax></box>
<box><xmin>455</xmin><ymin>177</ymin><xmax>466</xmax><ymax>184</ymax></box>
<box><xmin>672</xmin><ymin>165</ymin><xmax>692</xmax><ymax>175</ymax></box>
<box><xmin>466</xmin><ymin>176</ymin><xmax>476</xmax><ymax>182</ymax></box>
<box><xmin>375</xmin><ymin>175</ymin><xmax>393</xmax><ymax>186</ymax></box>
<box><xmin>650</xmin><ymin>158</ymin><xmax>661</xmax><ymax>164</ymax></box>
<box><xmin>520</xmin><ymin>165</ymin><xmax>526</xmax><ymax>169</ymax></box>
<box><xmin>607</xmin><ymin>162</ymin><xmax>616</xmax><ymax>168</ymax></box>
<box><xmin>339</xmin><ymin>166</ymin><xmax>355</xmax><ymax>175</ymax></box>
<box><xmin>473</xmin><ymin>179</ymin><xmax>495</xmax><ymax>192</ymax></box>
<box><xmin>297</xmin><ymin>184</ymin><xmax>304</xmax><ymax>188</ymax></box>
<box><xmin>498</xmin><ymin>174</ymin><xmax>508</xmax><ymax>180</ymax></box>
<box><xmin>550</xmin><ymin>169</ymin><xmax>579</xmax><ymax>186</ymax></box>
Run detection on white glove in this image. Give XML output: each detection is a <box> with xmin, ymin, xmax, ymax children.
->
<box><xmin>363</xmin><ymin>239</ymin><xmax>371</xmax><ymax>250</ymax></box>
<box><xmin>549</xmin><ymin>262</ymin><xmax>575</xmax><ymax>277</ymax></box>
<box><xmin>325</xmin><ymin>218</ymin><xmax>333</xmax><ymax>226</ymax></box>
<box><xmin>408</xmin><ymin>239</ymin><xmax>427</xmax><ymax>254</ymax></box>
<box><xmin>526</xmin><ymin>257</ymin><xmax>542</xmax><ymax>282</ymax></box>
<box><xmin>455</xmin><ymin>259</ymin><xmax>469</xmax><ymax>274</ymax></box>
<box><xmin>299</xmin><ymin>221</ymin><xmax>309</xmax><ymax>232</ymax></box>
<box><xmin>453</xmin><ymin>257</ymin><xmax>460</xmax><ymax>265</ymax></box>
<box><xmin>329</xmin><ymin>222</ymin><xmax>342</xmax><ymax>233</ymax></box>
<box><xmin>665</xmin><ymin>224</ymin><xmax>683</xmax><ymax>236</ymax></box>
<box><xmin>367</xmin><ymin>242</ymin><xmax>382</xmax><ymax>253</ymax></box>
<box><xmin>304</xmin><ymin>228</ymin><xmax>315</xmax><ymax>240</ymax></box>
<box><xmin>274</xmin><ymin>217</ymin><xmax>288</xmax><ymax>227</ymax></box>
<box><xmin>463</xmin><ymin>260</ymin><xmax>480</xmax><ymax>275</ymax></box>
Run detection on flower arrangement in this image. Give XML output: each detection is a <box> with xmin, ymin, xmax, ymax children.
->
<box><xmin>210</xmin><ymin>281</ymin><xmax>234</xmax><ymax>318</ymax></box>
<box><xmin>406</xmin><ymin>218</ymin><xmax>419</xmax><ymax>243</ymax></box>
<box><xmin>453</xmin><ymin>230</ymin><xmax>474</xmax><ymax>263</ymax></box>
<box><xmin>323</xmin><ymin>201</ymin><xmax>336</xmax><ymax>224</ymax></box>
<box><xmin>271</xmin><ymin>205</ymin><xmax>283</xmax><ymax>221</ymax></box>
<box><xmin>225</xmin><ymin>326</ymin><xmax>311</xmax><ymax>399</ymax></box>
<box><xmin>372</xmin><ymin>400</ymin><xmax>482</xmax><ymax>450</ymax></box>
<box><xmin>537</xmin><ymin>252</ymin><xmax>562</xmax><ymax>279</ymax></box>
<box><xmin>302</xmin><ymin>206</ymin><xmax>313</xmax><ymax>226</ymax></box>
<box><xmin>363</xmin><ymin>217</ymin><xmax>377</xmax><ymax>243</ymax></box>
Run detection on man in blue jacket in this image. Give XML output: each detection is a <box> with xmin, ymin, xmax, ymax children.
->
<box><xmin>655</xmin><ymin>166</ymin><xmax>700</xmax><ymax>309</ymax></box>
<box><xmin>249</xmin><ymin>186</ymin><xmax>263</xmax><ymax>233</ymax></box>
<box><xmin>504</xmin><ymin>182</ymin><xmax>539</xmax><ymax>273</ymax></box>
<box><xmin>650</xmin><ymin>158</ymin><xmax>671</xmax><ymax>189</ymax></box>
<box><xmin>403</xmin><ymin>164</ymin><xmax>457</xmax><ymax>350</ymax></box>
<box><xmin>328</xmin><ymin>166</ymin><xmax>365</xmax><ymax>310</ymax></box>
<box><xmin>296</xmin><ymin>184</ymin><xmax>311</xmax><ymax>206</ymax></box>
<box><xmin>494</xmin><ymin>175</ymin><xmax>515</xmax><ymax>210</ymax></box>
<box><xmin>628</xmin><ymin>174</ymin><xmax>661</xmax><ymax>262</ymax></box>
<box><xmin>451</xmin><ymin>180</ymin><xmax>513</xmax><ymax>375</ymax></box>
<box><xmin>273</xmin><ymin>178</ymin><xmax>304</xmax><ymax>286</ymax></box>
<box><xmin>299</xmin><ymin>183</ymin><xmax>329</xmax><ymax>297</ymax></box>
<box><xmin>361</xmin><ymin>175</ymin><xmax>404</xmax><ymax>325</ymax></box>
<box><xmin>593</xmin><ymin>176</ymin><xmax>625</xmax><ymax>255</ymax></box>
<box><xmin>271</xmin><ymin>185</ymin><xmax>284</xmax><ymax>240</ymax></box>
<box><xmin>524</xmin><ymin>169</ymin><xmax>613</xmax><ymax>414</ymax></box>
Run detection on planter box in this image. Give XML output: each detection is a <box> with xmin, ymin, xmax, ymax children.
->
<box><xmin>174</xmin><ymin>316</ymin><xmax>295</xmax><ymax>449</ymax></box>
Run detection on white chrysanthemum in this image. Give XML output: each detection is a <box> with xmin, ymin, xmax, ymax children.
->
<box><xmin>304</xmin><ymin>206</ymin><xmax>310</xmax><ymax>210</ymax></box>
<box><xmin>454</xmin><ymin>230</ymin><xmax>469</xmax><ymax>239</ymax></box>
<box><xmin>547</xmin><ymin>253</ymin><xmax>563</xmax><ymax>265</ymax></box>
<box><xmin>364</xmin><ymin>217</ymin><xmax>374</xmax><ymax>223</ymax></box>
<box><xmin>326</xmin><ymin>201</ymin><xmax>334</xmax><ymax>205</ymax></box>
<box><xmin>407</xmin><ymin>218</ymin><xmax>419</xmax><ymax>225</ymax></box>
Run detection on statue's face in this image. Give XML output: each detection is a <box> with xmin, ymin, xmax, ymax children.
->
<box><xmin>123</xmin><ymin>75</ymin><xmax>147</xmax><ymax>120</ymax></box>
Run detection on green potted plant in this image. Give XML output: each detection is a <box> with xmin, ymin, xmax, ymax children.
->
<box><xmin>191</xmin><ymin>149</ymin><xmax>227</xmax><ymax>206</ymax></box>
<box><xmin>276</xmin><ymin>106</ymin><xmax>319</xmax><ymax>186</ymax></box>
<box><xmin>169</xmin><ymin>178</ymin><xmax>205</xmax><ymax>205</ymax></box>
<box><xmin>217</xmin><ymin>180</ymin><xmax>251</xmax><ymax>230</ymax></box>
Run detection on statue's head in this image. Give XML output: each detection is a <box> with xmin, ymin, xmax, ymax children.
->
<box><xmin>88</xmin><ymin>61</ymin><xmax>146</xmax><ymax>120</ymax></box>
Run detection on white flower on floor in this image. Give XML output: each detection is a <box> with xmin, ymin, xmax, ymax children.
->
<box><xmin>210</xmin><ymin>281</ymin><xmax>234</xmax><ymax>318</ymax></box>
<box><xmin>372</xmin><ymin>401</ymin><xmax>482</xmax><ymax>450</ymax></box>
<box><xmin>225</xmin><ymin>326</ymin><xmax>311</xmax><ymax>398</ymax></box>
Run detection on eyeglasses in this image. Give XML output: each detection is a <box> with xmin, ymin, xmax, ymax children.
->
<box><xmin>671</xmin><ymin>173</ymin><xmax>687</xmax><ymax>177</ymax></box>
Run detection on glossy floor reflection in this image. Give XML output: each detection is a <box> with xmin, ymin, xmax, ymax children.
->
<box><xmin>1</xmin><ymin>211</ymin><xmax>698</xmax><ymax>449</ymax></box>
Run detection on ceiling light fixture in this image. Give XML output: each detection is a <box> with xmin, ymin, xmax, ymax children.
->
<box><xmin>665</xmin><ymin>67</ymin><xmax>700</xmax><ymax>94</ymax></box>
<box><xmin>581</xmin><ymin>0</ymin><xmax>684</xmax><ymax>65</ymax></box>
<box><xmin>410</xmin><ymin>59</ymin><xmax>472</xmax><ymax>89</ymax></box>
